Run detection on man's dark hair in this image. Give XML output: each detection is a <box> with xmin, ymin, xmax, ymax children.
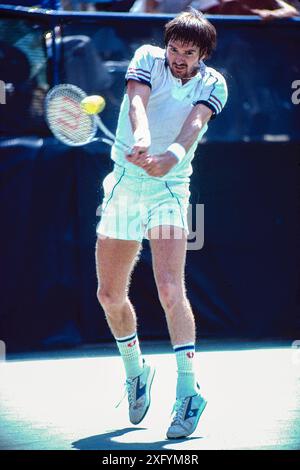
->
<box><xmin>164</xmin><ymin>8</ymin><xmax>217</xmax><ymax>60</ymax></box>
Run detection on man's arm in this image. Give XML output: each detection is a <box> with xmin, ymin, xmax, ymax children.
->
<box><xmin>173</xmin><ymin>103</ymin><xmax>213</xmax><ymax>154</ymax></box>
<box><xmin>126</xmin><ymin>79</ymin><xmax>151</xmax><ymax>163</ymax></box>
<box><xmin>251</xmin><ymin>0</ymin><xmax>298</xmax><ymax>19</ymax></box>
<box><xmin>143</xmin><ymin>104</ymin><xmax>213</xmax><ymax>178</ymax></box>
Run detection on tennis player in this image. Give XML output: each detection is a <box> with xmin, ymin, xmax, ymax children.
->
<box><xmin>96</xmin><ymin>8</ymin><xmax>228</xmax><ymax>439</ymax></box>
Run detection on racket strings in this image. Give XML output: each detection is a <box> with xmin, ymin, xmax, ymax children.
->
<box><xmin>46</xmin><ymin>86</ymin><xmax>97</xmax><ymax>146</ymax></box>
<box><xmin>46</xmin><ymin>84</ymin><xmax>131</xmax><ymax>152</ymax></box>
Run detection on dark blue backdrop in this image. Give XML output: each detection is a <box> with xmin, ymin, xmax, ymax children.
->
<box><xmin>0</xmin><ymin>7</ymin><xmax>299</xmax><ymax>351</ymax></box>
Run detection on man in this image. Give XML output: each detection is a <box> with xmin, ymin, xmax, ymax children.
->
<box><xmin>130</xmin><ymin>0</ymin><xmax>299</xmax><ymax>19</ymax></box>
<box><xmin>96</xmin><ymin>9</ymin><xmax>227</xmax><ymax>439</ymax></box>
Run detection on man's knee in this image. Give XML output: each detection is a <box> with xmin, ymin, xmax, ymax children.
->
<box><xmin>157</xmin><ymin>281</ymin><xmax>185</xmax><ymax>311</ymax></box>
<box><xmin>97</xmin><ymin>287</ymin><xmax>126</xmax><ymax>310</ymax></box>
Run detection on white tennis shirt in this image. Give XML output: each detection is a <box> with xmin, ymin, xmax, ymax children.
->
<box><xmin>111</xmin><ymin>44</ymin><xmax>228</xmax><ymax>181</ymax></box>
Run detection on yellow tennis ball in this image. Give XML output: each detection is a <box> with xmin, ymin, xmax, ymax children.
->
<box><xmin>80</xmin><ymin>95</ymin><xmax>106</xmax><ymax>115</ymax></box>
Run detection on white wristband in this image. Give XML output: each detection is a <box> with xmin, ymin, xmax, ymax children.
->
<box><xmin>133</xmin><ymin>127</ymin><xmax>151</xmax><ymax>147</ymax></box>
<box><xmin>167</xmin><ymin>143</ymin><xmax>186</xmax><ymax>163</ymax></box>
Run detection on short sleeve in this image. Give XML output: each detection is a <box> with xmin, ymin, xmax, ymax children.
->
<box><xmin>193</xmin><ymin>71</ymin><xmax>228</xmax><ymax>119</ymax></box>
<box><xmin>125</xmin><ymin>45</ymin><xmax>154</xmax><ymax>89</ymax></box>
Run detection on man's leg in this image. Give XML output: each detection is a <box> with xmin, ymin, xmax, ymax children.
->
<box><xmin>96</xmin><ymin>235</ymin><xmax>141</xmax><ymax>339</ymax></box>
<box><xmin>149</xmin><ymin>225</ymin><xmax>206</xmax><ymax>438</ymax></box>
<box><xmin>96</xmin><ymin>235</ymin><xmax>144</xmax><ymax>378</ymax></box>
<box><xmin>96</xmin><ymin>235</ymin><xmax>155</xmax><ymax>424</ymax></box>
<box><xmin>148</xmin><ymin>226</ymin><xmax>194</xmax><ymax>345</ymax></box>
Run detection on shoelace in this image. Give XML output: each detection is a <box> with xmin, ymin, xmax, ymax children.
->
<box><xmin>115</xmin><ymin>378</ymin><xmax>135</xmax><ymax>409</ymax></box>
<box><xmin>170</xmin><ymin>397</ymin><xmax>188</xmax><ymax>425</ymax></box>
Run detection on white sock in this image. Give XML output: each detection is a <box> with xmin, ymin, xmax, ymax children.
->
<box><xmin>174</xmin><ymin>343</ymin><xmax>198</xmax><ymax>399</ymax></box>
<box><xmin>115</xmin><ymin>332</ymin><xmax>144</xmax><ymax>379</ymax></box>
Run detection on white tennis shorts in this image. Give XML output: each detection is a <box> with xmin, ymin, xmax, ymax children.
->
<box><xmin>96</xmin><ymin>164</ymin><xmax>190</xmax><ymax>242</ymax></box>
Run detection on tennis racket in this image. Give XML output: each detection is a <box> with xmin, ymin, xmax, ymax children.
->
<box><xmin>45</xmin><ymin>83</ymin><xmax>130</xmax><ymax>151</ymax></box>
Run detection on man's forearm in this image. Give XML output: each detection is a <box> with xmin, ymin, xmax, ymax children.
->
<box><xmin>174</xmin><ymin>117</ymin><xmax>204</xmax><ymax>153</ymax></box>
<box><xmin>172</xmin><ymin>104</ymin><xmax>212</xmax><ymax>153</ymax></box>
<box><xmin>165</xmin><ymin>105</ymin><xmax>212</xmax><ymax>164</ymax></box>
<box><xmin>129</xmin><ymin>95</ymin><xmax>150</xmax><ymax>142</ymax></box>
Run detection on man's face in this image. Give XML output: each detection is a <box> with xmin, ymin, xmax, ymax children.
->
<box><xmin>166</xmin><ymin>40</ymin><xmax>202</xmax><ymax>80</ymax></box>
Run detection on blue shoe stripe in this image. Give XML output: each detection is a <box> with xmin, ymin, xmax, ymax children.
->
<box><xmin>184</xmin><ymin>396</ymin><xmax>207</xmax><ymax>420</ymax></box>
<box><xmin>136</xmin><ymin>375</ymin><xmax>146</xmax><ymax>400</ymax></box>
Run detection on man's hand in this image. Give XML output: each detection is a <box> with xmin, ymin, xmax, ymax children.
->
<box><xmin>139</xmin><ymin>151</ymin><xmax>178</xmax><ymax>177</ymax></box>
<box><xmin>126</xmin><ymin>134</ymin><xmax>150</xmax><ymax>166</ymax></box>
<box><xmin>127</xmin><ymin>133</ymin><xmax>151</xmax><ymax>163</ymax></box>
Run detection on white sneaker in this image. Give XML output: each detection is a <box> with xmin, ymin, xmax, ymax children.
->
<box><xmin>166</xmin><ymin>391</ymin><xmax>207</xmax><ymax>439</ymax></box>
<box><xmin>125</xmin><ymin>361</ymin><xmax>155</xmax><ymax>425</ymax></box>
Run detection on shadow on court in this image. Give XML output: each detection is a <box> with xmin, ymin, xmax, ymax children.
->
<box><xmin>72</xmin><ymin>427</ymin><xmax>202</xmax><ymax>450</ymax></box>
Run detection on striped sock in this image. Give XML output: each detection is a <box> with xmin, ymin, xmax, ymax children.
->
<box><xmin>174</xmin><ymin>343</ymin><xmax>198</xmax><ymax>399</ymax></box>
<box><xmin>115</xmin><ymin>332</ymin><xmax>144</xmax><ymax>379</ymax></box>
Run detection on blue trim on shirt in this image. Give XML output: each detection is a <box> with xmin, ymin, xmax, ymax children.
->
<box><xmin>193</xmin><ymin>100</ymin><xmax>217</xmax><ymax>119</ymax></box>
<box><xmin>125</xmin><ymin>77</ymin><xmax>152</xmax><ymax>89</ymax></box>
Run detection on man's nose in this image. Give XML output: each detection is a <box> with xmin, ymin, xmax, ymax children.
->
<box><xmin>174</xmin><ymin>53</ymin><xmax>185</xmax><ymax>63</ymax></box>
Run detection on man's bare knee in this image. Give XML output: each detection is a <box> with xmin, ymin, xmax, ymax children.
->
<box><xmin>157</xmin><ymin>281</ymin><xmax>186</xmax><ymax>312</ymax></box>
<box><xmin>97</xmin><ymin>288</ymin><xmax>126</xmax><ymax>310</ymax></box>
